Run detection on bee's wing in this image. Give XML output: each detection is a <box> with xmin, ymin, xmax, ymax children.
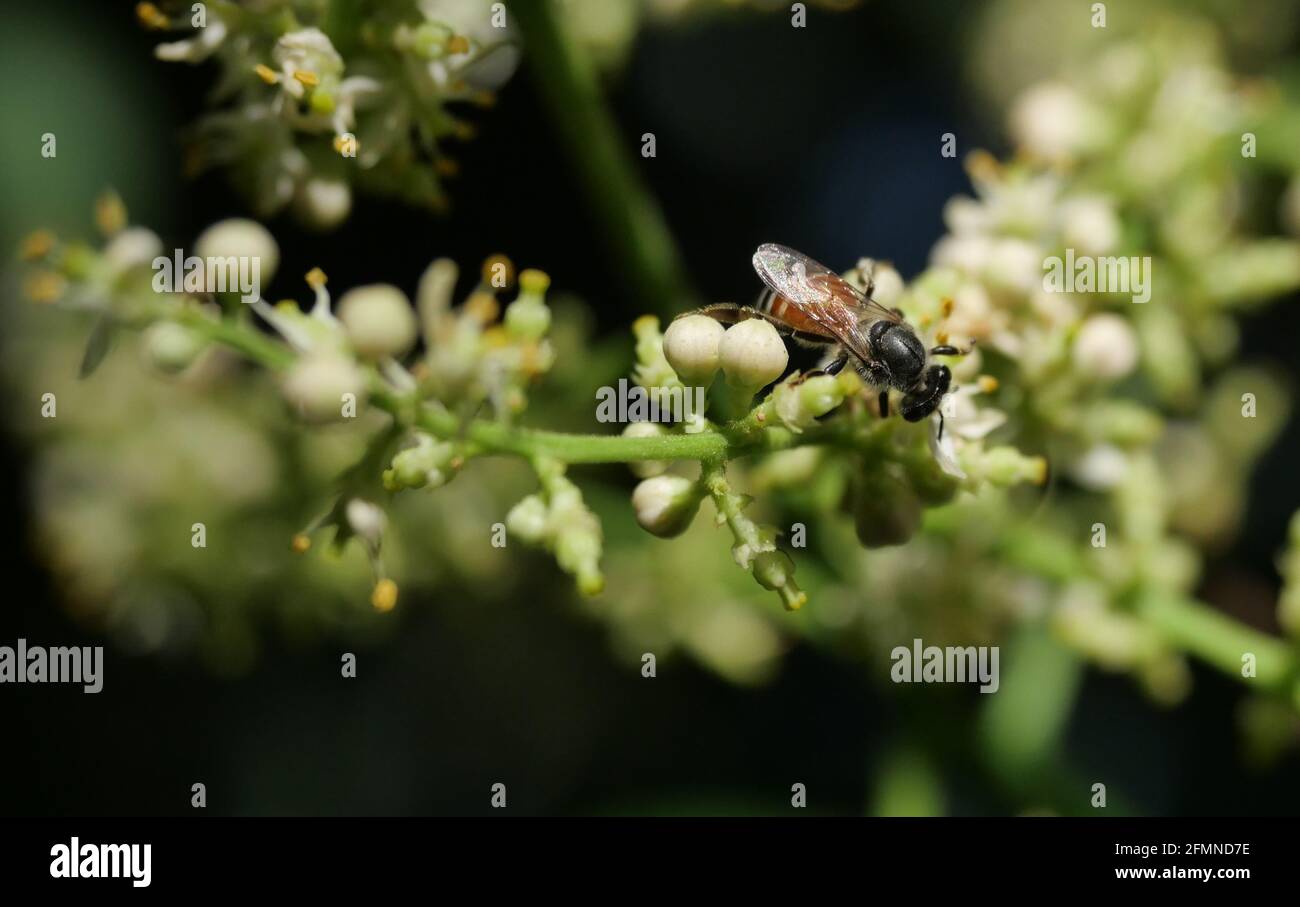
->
<box><xmin>751</xmin><ymin>244</ymin><xmax>902</xmax><ymax>348</ymax></box>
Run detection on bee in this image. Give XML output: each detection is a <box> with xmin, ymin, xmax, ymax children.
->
<box><xmin>682</xmin><ymin>243</ymin><xmax>970</xmax><ymax>435</ymax></box>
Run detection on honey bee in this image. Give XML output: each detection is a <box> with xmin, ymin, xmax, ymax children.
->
<box><xmin>682</xmin><ymin>243</ymin><xmax>970</xmax><ymax>434</ymax></box>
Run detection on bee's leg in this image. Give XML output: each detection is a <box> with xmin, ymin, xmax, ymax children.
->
<box><xmin>930</xmin><ymin>338</ymin><xmax>977</xmax><ymax>357</ymax></box>
<box><xmin>937</xmin><ymin>410</ymin><xmax>945</xmax><ymax>441</ymax></box>
<box><xmin>822</xmin><ymin>353</ymin><xmax>849</xmax><ymax>376</ymax></box>
<box><xmin>879</xmin><ymin>390</ymin><xmax>890</xmax><ymax>418</ymax></box>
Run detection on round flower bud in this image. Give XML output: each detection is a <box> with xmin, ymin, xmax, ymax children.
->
<box><xmin>294</xmin><ymin>177</ymin><xmax>352</xmax><ymax>231</ymax></box>
<box><xmin>1060</xmin><ymin>195</ymin><xmax>1120</xmax><ymax>255</ymax></box>
<box><xmin>337</xmin><ymin>284</ymin><xmax>418</xmax><ymax>358</ymax></box>
<box><xmin>104</xmin><ymin>227</ymin><xmax>163</xmax><ymax>275</ymax></box>
<box><xmin>663</xmin><ymin>314</ymin><xmax>725</xmax><ymax>386</ymax></box>
<box><xmin>281</xmin><ymin>352</ymin><xmax>367</xmax><ymax>422</ymax></box>
<box><xmin>1073</xmin><ymin>313</ymin><xmax>1138</xmax><ymax>380</ymax></box>
<box><xmin>194</xmin><ymin>218</ymin><xmax>279</xmax><ymax>285</ymax></box>
<box><xmin>631</xmin><ymin>475</ymin><xmax>702</xmax><ymax>538</ymax></box>
<box><xmin>772</xmin><ymin>373</ymin><xmax>846</xmax><ymax>431</ymax></box>
<box><xmin>504</xmin><ymin>272</ymin><xmax>551</xmax><ymax>342</ymax></box>
<box><xmin>719</xmin><ymin>318</ymin><xmax>788</xmax><ymax>391</ymax></box>
<box><xmin>142</xmin><ymin>321</ymin><xmax>207</xmax><ymax>374</ymax></box>
<box><xmin>751</xmin><ymin>550</ymin><xmax>806</xmax><ymax>611</ymax></box>
<box><xmin>622</xmin><ymin>422</ymin><xmax>669</xmax><ymax>479</ymax></box>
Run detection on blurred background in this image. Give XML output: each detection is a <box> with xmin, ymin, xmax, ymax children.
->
<box><xmin>2</xmin><ymin>0</ymin><xmax>1300</xmax><ymax>815</ymax></box>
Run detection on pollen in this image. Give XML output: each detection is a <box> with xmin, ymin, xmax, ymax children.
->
<box><xmin>464</xmin><ymin>291</ymin><xmax>500</xmax><ymax>324</ymax></box>
<box><xmin>978</xmin><ymin>375</ymin><xmax>1000</xmax><ymax>393</ymax></box>
<box><xmin>371</xmin><ymin>578</ymin><xmax>399</xmax><ymax>613</ymax></box>
<box><xmin>292</xmin><ymin>69</ymin><xmax>319</xmax><ymax>88</ymax></box>
<box><xmin>941</xmin><ymin>297</ymin><xmax>954</xmax><ymax>318</ymax></box>
<box><xmin>936</xmin><ymin>330</ymin><xmax>950</xmax><ymax>345</ymax></box>
<box><xmin>254</xmin><ymin>64</ymin><xmax>279</xmax><ymax>85</ymax></box>
<box><xmin>20</xmin><ymin>230</ymin><xmax>55</xmax><ymax>261</ymax></box>
<box><xmin>305</xmin><ymin>267</ymin><xmax>328</xmax><ymax>290</ymax></box>
<box><xmin>291</xmin><ymin>534</ymin><xmax>312</xmax><ymax>554</ymax></box>
<box><xmin>333</xmin><ymin>134</ymin><xmax>358</xmax><ymax>154</ymax></box>
<box><xmin>446</xmin><ymin>35</ymin><xmax>471</xmax><ymax>54</ymax></box>
<box><xmin>135</xmin><ymin>2</ymin><xmax>169</xmax><ymax>30</ymax></box>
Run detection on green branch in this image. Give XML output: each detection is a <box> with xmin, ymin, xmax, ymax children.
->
<box><xmin>512</xmin><ymin>0</ymin><xmax>695</xmax><ymax>317</ymax></box>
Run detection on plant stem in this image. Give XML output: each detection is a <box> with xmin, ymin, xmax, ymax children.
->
<box><xmin>512</xmin><ymin>0</ymin><xmax>695</xmax><ymax>317</ymax></box>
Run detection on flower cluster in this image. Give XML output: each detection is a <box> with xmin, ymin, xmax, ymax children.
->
<box><xmin>136</xmin><ymin>0</ymin><xmax>519</xmax><ymax>225</ymax></box>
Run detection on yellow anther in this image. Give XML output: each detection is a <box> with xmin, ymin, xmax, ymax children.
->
<box><xmin>20</xmin><ymin>230</ymin><xmax>55</xmax><ymax>261</ymax></box>
<box><xmin>966</xmin><ymin>149</ymin><xmax>1002</xmax><ymax>184</ymax></box>
<box><xmin>95</xmin><ymin>191</ymin><xmax>127</xmax><ymax>236</ymax></box>
<box><xmin>305</xmin><ymin>267</ymin><xmax>327</xmax><ymax>289</ymax></box>
<box><xmin>446</xmin><ymin>35</ymin><xmax>470</xmax><ymax>54</ymax></box>
<box><xmin>941</xmin><ymin>296</ymin><xmax>954</xmax><ymax>318</ymax></box>
<box><xmin>481</xmin><ymin>253</ymin><xmax>514</xmax><ymax>288</ymax></box>
<box><xmin>453</xmin><ymin>122</ymin><xmax>477</xmax><ymax>141</ymax></box>
<box><xmin>371</xmin><ymin>579</ymin><xmax>399</xmax><ymax>613</ymax></box>
<box><xmin>434</xmin><ymin>157</ymin><xmax>460</xmax><ymax>177</ymax></box>
<box><xmin>464</xmin><ymin>292</ymin><xmax>500</xmax><ymax>324</ymax></box>
<box><xmin>291</xmin><ymin>534</ymin><xmax>312</xmax><ymax>554</ymax></box>
<box><xmin>935</xmin><ymin>330</ymin><xmax>950</xmax><ymax>345</ymax></box>
<box><xmin>24</xmin><ymin>271</ymin><xmax>66</xmax><ymax>304</ymax></box>
<box><xmin>135</xmin><ymin>2</ymin><xmax>169</xmax><ymax>30</ymax></box>
<box><xmin>333</xmin><ymin>134</ymin><xmax>358</xmax><ymax>155</ymax></box>
<box><xmin>471</xmin><ymin>90</ymin><xmax>497</xmax><ymax>109</ymax></box>
<box><xmin>254</xmin><ymin>64</ymin><xmax>279</xmax><ymax>85</ymax></box>
<box><xmin>978</xmin><ymin>375</ymin><xmax>1000</xmax><ymax>393</ymax></box>
<box><xmin>293</xmin><ymin>69</ymin><xmax>319</xmax><ymax>88</ymax></box>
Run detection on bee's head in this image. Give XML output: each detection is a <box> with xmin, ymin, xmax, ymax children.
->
<box><xmin>899</xmin><ymin>364</ymin><xmax>951</xmax><ymax>422</ymax></box>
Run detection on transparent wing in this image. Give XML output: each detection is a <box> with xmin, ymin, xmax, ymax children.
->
<box><xmin>751</xmin><ymin>243</ymin><xmax>903</xmax><ymax>346</ymax></box>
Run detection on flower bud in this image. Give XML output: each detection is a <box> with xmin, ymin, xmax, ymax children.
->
<box><xmin>505</xmin><ymin>494</ymin><xmax>549</xmax><ymax>543</ymax></box>
<box><xmin>751</xmin><ymin>550</ymin><xmax>806</xmax><ymax>611</ymax></box>
<box><xmin>1074</xmin><ymin>313</ymin><xmax>1138</xmax><ymax>379</ymax></box>
<box><xmin>850</xmin><ymin>469</ymin><xmax>922</xmax><ymax>548</ymax></box>
<box><xmin>195</xmin><ymin>218</ymin><xmax>279</xmax><ymax>285</ymax></box>
<box><xmin>772</xmin><ymin>373</ymin><xmax>845</xmax><ymax>431</ymax></box>
<box><xmin>142</xmin><ymin>321</ymin><xmax>207</xmax><ymax>374</ymax></box>
<box><xmin>719</xmin><ymin>318</ymin><xmax>788</xmax><ymax>392</ymax></box>
<box><xmin>663</xmin><ymin>314</ymin><xmax>724</xmax><ymax>386</ymax></box>
<box><xmin>281</xmin><ymin>352</ymin><xmax>367</xmax><ymax>422</ymax></box>
<box><xmin>622</xmin><ymin>422</ymin><xmax>669</xmax><ymax>479</ymax></box>
<box><xmin>337</xmin><ymin>284</ymin><xmax>418</xmax><ymax>358</ymax></box>
<box><xmin>555</xmin><ymin>528</ymin><xmax>604</xmax><ymax>596</ymax></box>
<box><xmin>631</xmin><ymin>475</ymin><xmax>702</xmax><ymax>538</ymax></box>
<box><xmin>383</xmin><ymin>433</ymin><xmax>459</xmax><ymax>491</ymax></box>
<box><xmin>294</xmin><ymin>177</ymin><xmax>352</xmax><ymax>231</ymax></box>
<box><xmin>104</xmin><ymin>227</ymin><xmax>163</xmax><ymax>275</ymax></box>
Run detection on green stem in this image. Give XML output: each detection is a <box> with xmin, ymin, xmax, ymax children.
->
<box><xmin>512</xmin><ymin>0</ymin><xmax>695</xmax><ymax>317</ymax></box>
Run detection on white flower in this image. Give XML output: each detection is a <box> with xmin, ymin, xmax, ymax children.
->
<box><xmin>1069</xmin><ymin>443</ymin><xmax>1130</xmax><ymax>491</ymax></box>
<box><xmin>663</xmin><ymin>314</ymin><xmax>724</xmax><ymax>385</ymax></box>
<box><xmin>345</xmin><ymin>499</ymin><xmax>387</xmax><ymax>546</ymax></box>
<box><xmin>280</xmin><ymin>352</ymin><xmax>367</xmax><ymax>422</ymax></box>
<box><xmin>1060</xmin><ymin>195</ymin><xmax>1121</xmax><ymax>255</ymax></box>
<box><xmin>272</xmin><ymin>28</ymin><xmax>344</xmax><ymax>99</ymax></box>
<box><xmin>294</xmin><ymin>178</ymin><xmax>352</xmax><ymax>231</ymax></box>
<box><xmin>1073</xmin><ymin>313</ymin><xmax>1138</xmax><ymax>379</ymax></box>
<box><xmin>155</xmin><ymin>18</ymin><xmax>228</xmax><ymax>63</ymax></box>
<box><xmin>929</xmin><ymin>383</ymin><xmax>1006</xmax><ymax>479</ymax></box>
<box><xmin>194</xmin><ymin>219</ymin><xmax>280</xmax><ymax>284</ymax></box>
<box><xmin>1010</xmin><ymin>82</ymin><xmax>1101</xmax><ymax>162</ymax></box>
<box><xmin>103</xmin><ymin>227</ymin><xmax>163</xmax><ymax>275</ymax></box>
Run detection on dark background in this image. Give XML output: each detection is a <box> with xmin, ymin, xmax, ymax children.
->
<box><xmin>2</xmin><ymin>0</ymin><xmax>1299</xmax><ymax>815</ymax></box>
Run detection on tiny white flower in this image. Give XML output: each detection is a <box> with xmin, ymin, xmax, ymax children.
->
<box><xmin>155</xmin><ymin>18</ymin><xmax>228</xmax><ymax>63</ymax></box>
<box><xmin>194</xmin><ymin>219</ymin><xmax>280</xmax><ymax>284</ymax></box>
<box><xmin>281</xmin><ymin>352</ymin><xmax>367</xmax><ymax>422</ymax></box>
<box><xmin>1073</xmin><ymin>313</ymin><xmax>1138</xmax><ymax>379</ymax></box>
<box><xmin>930</xmin><ymin>383</ymin><xmax>1007</xmax><ymax>479</ymax></box>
